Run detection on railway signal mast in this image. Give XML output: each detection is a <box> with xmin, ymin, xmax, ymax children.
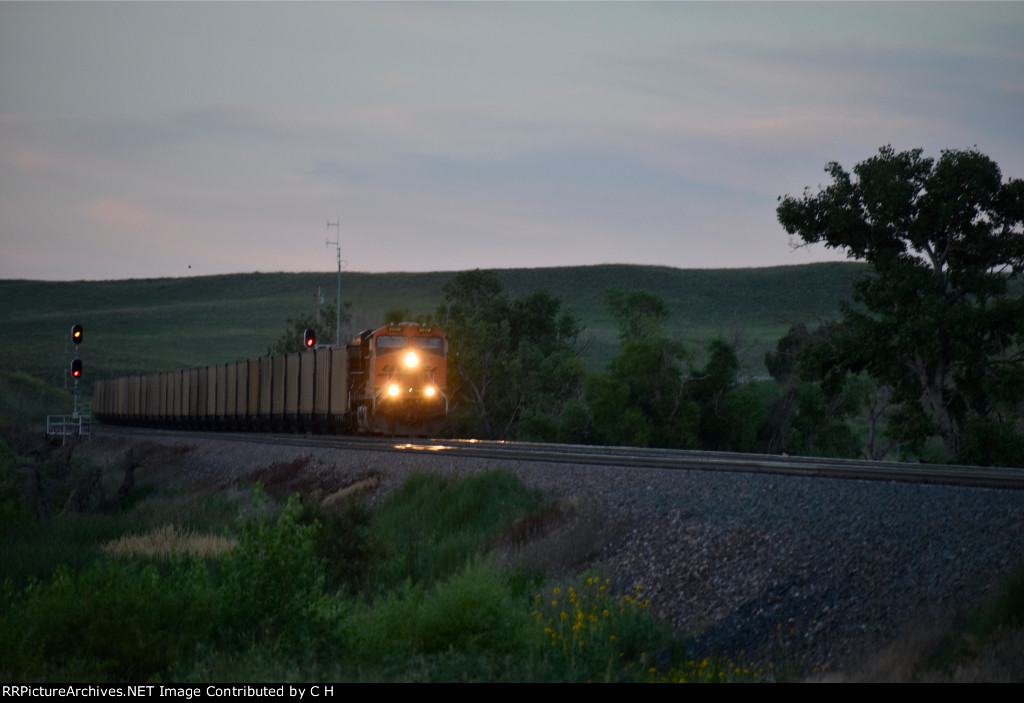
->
<box><xmin>48</xmin><ymin>323</ymin><xmax>91</xmax><ymax>440</ymax></box>
<box><xmin>70</xmin><ymin>324</ymin><xmax>83</xmax><ymax>415</ymax></box>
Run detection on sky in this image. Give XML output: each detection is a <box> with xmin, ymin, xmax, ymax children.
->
<box><xmin>1</xmin><ymin>1</ymin><xmax>1022</xmax><ymax>281</ymax></box>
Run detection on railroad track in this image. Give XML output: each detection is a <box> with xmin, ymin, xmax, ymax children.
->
<box><xmin>96</xmin><ymin>425</ymin><xmax>1024</xmax><ymax>491</ymax></box>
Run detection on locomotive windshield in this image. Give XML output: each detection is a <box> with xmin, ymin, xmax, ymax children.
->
<box><xmin>376</xmin><ymin>335</ymin><xmax>409</xmax><ymax>348</ymax></box>
<box><xmin>411</xmin><ymin>337</ymin><xmax>444</xmax><ymax>354</ymax></box>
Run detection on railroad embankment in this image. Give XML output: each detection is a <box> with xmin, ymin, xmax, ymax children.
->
<box><xmin>73</xmin><ymin>430</ymin><xmax>1024</xmax><ymax>680</ymax></box>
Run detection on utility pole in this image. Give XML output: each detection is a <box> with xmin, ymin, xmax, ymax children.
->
<box><xmin>326</xmin><ymin>220</ymin><xmax>342</xmax><ymax>347</ymax></box>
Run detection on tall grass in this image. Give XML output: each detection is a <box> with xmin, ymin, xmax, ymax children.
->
<box><xmin>1</xmin><ymin>461</ymin><xmax>734</xmax><ymax>682</ymax></box>
<box><xmin>100</xmin><ymin>524</ymin><xmax>237</xmax><ymax>559</ymax></box>
<box><xmin>1</xmin><ymin>509</ymin><xmax>148</xmax><ymax>586</ymax></box>
<box><xmin>0</xmin><ymin>370</ymin><xmax>73</xmax><ymax>427</ymax></box>
<box><xmin>369</xmin><ymin>470</ymin><xmax>545</xmax><ymax>589</ymax></box>
<box><xmin>925</xmin><ymin>565</ymin><xmax>1024</xmax><ymax>677</ymax></box>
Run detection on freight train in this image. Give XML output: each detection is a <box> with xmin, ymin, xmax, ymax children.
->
<box><xmin>93</xmin><ymin>323</ymin><xmax>448</xmax><ymax>436</ymax></box>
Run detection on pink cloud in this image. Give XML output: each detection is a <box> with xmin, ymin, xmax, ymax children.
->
<box><xmin>11</xmin><ymin>149</ymin><xmax>67</xmax><ymax>175</ymax></box>
<box><xmin>83</xmin><ymin>198</ymin><xmax>152</xmax><ymax>230</ymax></box>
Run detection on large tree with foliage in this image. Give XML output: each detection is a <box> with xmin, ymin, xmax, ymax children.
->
<box><xmin>584</xmin><ymin>289</ymin><xmax>698</xmax><ymax>448</ymax></box>
<box><xmin>777</xmin><ymin>146</ymin><xmax>1024</xmax><ymax>464</ymax></box>
<box><xmin>763</xmin><ymin>323</ymin><xmax>864</xmax><ymax>458</ymax></box>
<box><xmin>437</xmin><ymin>270</ymin><xmax>585</xmax><ymax>440</ymax></box>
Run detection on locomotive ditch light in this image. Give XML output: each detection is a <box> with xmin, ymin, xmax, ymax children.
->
<box><xmin>71</xmin><ymin>324</ymin><xmax>83</xmax><ymax>344</ymax></box>
<box><xmin>424</xmin><ymin>385</ymin><xmax>436</xmax><ymax>398</ymax></box>
<box><xmin>403</xmin><ymin>351</ymin><xmax>419</xmax><ymax>369</ymax></box>
<box><xmin>71</xmin><ymin>359</ymin><xmax>82</xmax><ymax>378</ymax></box>
<box><xmin>303</xmin><ymin>328</ymin><xmax>316</xmax><ymax>349</ymax></box>
<box><xmin>387</xmin><ymin>383</ymin><xmax>401</xmax><ymax>398</ymax></box>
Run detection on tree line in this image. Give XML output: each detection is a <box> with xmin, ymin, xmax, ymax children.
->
<box><xmin>273</xmin><ymin>146</ymin><xmax>1022</xmax><ymax>467</ymax></box>
<box><xmin>432</xmin><ymin>269</ymin><xmax>858</xmax><ymax>458</ymax></box>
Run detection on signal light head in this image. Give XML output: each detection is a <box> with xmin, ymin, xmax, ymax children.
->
<box><xmin>71</xmin><ymin>324</ymin><xmax>83</xmax><ymax>344</ymax></box>
<box><xmin>70</xmin><ymin>359</ymin><xmax>82</xmax><ymax>378</ymax></box>
<box><xmin>303</xmin><ymin>328</ymin><xmax>316</xmax><ymax>349</ymax></box>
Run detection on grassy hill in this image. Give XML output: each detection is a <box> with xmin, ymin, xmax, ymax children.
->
<box><xmin>0</xmin><ymin>262</ymin><xmax>867</xmax><ymax>393</ymax></box>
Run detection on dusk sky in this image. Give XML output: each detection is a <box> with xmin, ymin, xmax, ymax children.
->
<box><xmin>2</xmin><ymin>2</ymin><xmax>1022</xmax><ymax>281</ymax></box>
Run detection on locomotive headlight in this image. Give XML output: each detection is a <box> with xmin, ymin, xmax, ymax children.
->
<box><xmin>424</xmin><ymin>385</ymin><xmax>436</xmax><ymax>398</ymax></box>
<box><xmin>387</xmin><ymin>383</ymin><xmax>401</xmax><ymax>398</ymax></box>
<box><xmin>403</xmin><ymin>351</ymin><xmax>420</xmax><ymax>369</ymax></box>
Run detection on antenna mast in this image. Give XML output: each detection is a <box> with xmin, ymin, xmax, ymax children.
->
<box><xmin>326</xmin><ymin>220</ymin><xmax>342</xmax><ymax>346</ymax></box>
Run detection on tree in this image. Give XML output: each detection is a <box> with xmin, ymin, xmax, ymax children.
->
<box><xmin>605</xmin><ymin>288</ymin><xmax>670</xmax><ymax>341</ymax></box>
<box><xmin>777</xmin><ymin>146</ymin><xmax>1024</xmax><ymax>464</ymax></box>
<box><xmin>584</xmin><ymin>289</ymin><xmax>699</xmax><ymax>448</ymax></box>
<box><xmin>437</xmin><ymin>270</ymin><xmax>585</xmax><ymax>440</ymax></box>
<box><xmin>383</xmin><ymin>308</ymin><xmax>435</xmax><ymax>326</ymax></box>
<box><xmin>763</xmin><ymin>323</ymin><xmax>862</xmax><ymax>458</ymax></box>
<box><xmin>586</xmin><ymin>289</ymin><xmax>776</xmax><ymax>452</ymax></box>
<box><xmin>267</xmin><ymin>301</ymin><xmax>351</xmax><ymax>355</ymax></box>
<box><xmin>688</xmin><ymin>337</ymin><xmax>746</xmax><ymax>451</ymax></box>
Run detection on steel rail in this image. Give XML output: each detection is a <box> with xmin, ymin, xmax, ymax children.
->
<box><xmin>95</xmin><ymin>425</ymin><xmax>1024</xmax><ymax>491</ymax></box>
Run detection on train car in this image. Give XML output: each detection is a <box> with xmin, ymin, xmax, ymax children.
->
<box><xmin>93</xmin><ymin>323</ymin><xmax>448</xmax><ymax>436</ymax></box>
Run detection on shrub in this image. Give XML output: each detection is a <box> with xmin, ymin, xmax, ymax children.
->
<box><xmin>0</xmin><ymin>560</ymin><xmax>214</xmax><ymax>682</ymax></box>
<box><xmin>0</xmin><ymin>438</ymin><xmax>28</xmax><ymax>533</ymax></box>
<box><xmin>342</xmin><ymin>561</ymin><xmax>532</xmax><ymax>678</ymax></box>
<box><xmin>217</xmin><ymin>488</ymin><xmax>324</xmax><ymax>642</ymax></box>
<box><xmin>298</xmin><ymin>495</ymin><xmax>378</xmax><ymax>595</ymax></box>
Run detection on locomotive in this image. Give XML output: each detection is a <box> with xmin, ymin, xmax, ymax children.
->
<box><xmin>93</xmin><ymin>323</ymin><xmax>448</xmax><ymax>436</ymax></box>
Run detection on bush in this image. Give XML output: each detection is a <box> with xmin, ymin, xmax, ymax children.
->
<box><xmin>0</xmin><ymin>560</ymin><xmax>214</xmax><ymax>682</ymax></box>
<box><xmin>218</xmin><ymin>488</ymin><xmax>324</xmax><ymax>642</ymax></box>
<box><xmin>298</xmin><ymin>495</ymin><xmax>378</xmax><ymax>595</ymax></box>
<box><xmin>0</xmin><ymin>438</ymin><xmax>28</xmax><ymax>533</ymax></box>
<box><xmin>341</xmin><ymin>561</ymin><xmax>532</xmax><ymax>680</ymax></box>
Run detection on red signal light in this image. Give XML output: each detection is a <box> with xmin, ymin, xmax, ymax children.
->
<box><xmin>303</xmin><ymin>328</ymin><xmax>316</xmax><ymax>349</ymax></box>
<box><xmin>71</xmin><ymin>359</ymin><xmax>82</xmax><ymax>378</ymax></box>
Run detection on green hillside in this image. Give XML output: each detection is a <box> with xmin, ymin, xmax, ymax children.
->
<box><xmin>0</xmin><ymin>263</ymin><xmax>866</xmax><ymax>393</ymax></box>
<box><xmin>491</xmin><ymin>263</ymin><xmax>866</xmax><ymax>368</ymax></box>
